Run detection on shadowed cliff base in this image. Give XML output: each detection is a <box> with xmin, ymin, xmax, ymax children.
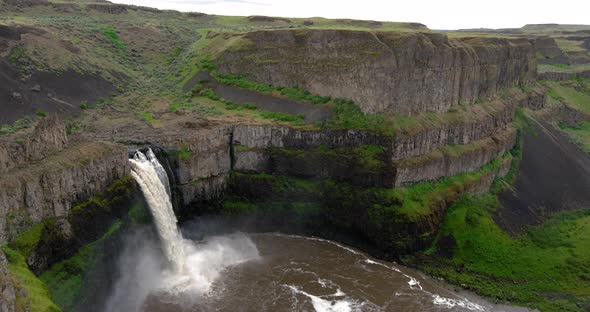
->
<box><xmin>497</xmin><ymin>119</ymin><xmax>590</xmax><ymax>234</ymax></box>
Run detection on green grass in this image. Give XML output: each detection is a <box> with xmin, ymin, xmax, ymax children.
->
<box><xmin>2</xmin><ymin>246</ymin><xmax>61</xmax><ymax>312</ymax></box>
<box><xmin>8</xmin><ymin>222</ymin><xmax>45</xmax><ymax>257</ymax></box>
<box><xmin>370</xmin><ymin>158</ymin><xmax>501</xmax><ymax>223</ymax></box>
<box><xmin>418</xmin><ymin>197</ymin><xmax>590</xmax><ymax>311</ymax></box>
<box><xmin>214</xmin><ymin>71</ymin><xmax>332</xmax><ymax>105</ymax></box>
<box><xmin>560</xmin><ymin>121</ymin><xmax>590</xmax><ymax>153</ymax></box>
<box><xmin>40</xmin><ymin>221</ymin><xmax>122</xmax><ymax>311</ymax></box>
<box><xmin>0</xmin><ymin>116</ymin><xmax>35</xmax><ymax>136</ymax></box>
<box><xmin>222</xmin><ymin>200</ymin><xmax>257</xmax><ymax>215</ymax></box>
<box><xmin>546</xmin><ymin>82</ymin><xmax>590</xmax><ymax>114</ymax></box>
<box><xmin>140</xmin><ymin>112</ymin><xmax>155</xmax><ymax>124</ymax></box>
<box><xmin>100</xmin><ymin>26</ymin><xmax>126</xmax><ymax>53</ymax></box>
<box><xmin>35</xmin><ymin>110</ymin><xmax>47</xmax><ymax>117</ymax></box>
<box><xmin>352</xmin><ymin>145</ymin><xmax>386</xmax><ymax>171</ymax></box>
<box><xmin>324</xmin><ymin>98</ymin><xmax>394</xmax><ymax>135</ymax></box>
<box><xmin>177</xmin><ymin>146</ymin><xmax>192</xmax><ymax>159</ymax></box>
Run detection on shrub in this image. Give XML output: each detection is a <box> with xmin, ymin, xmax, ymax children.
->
<box><xmin>0</xmin><ymin>116</ymin><xmax>34</xmax><ymax>135</ymax></box>
<box><xmin>101</xmin><ymin>26</ymin><xmax>126</xmax><ymax>52</ymax></box>
<box><xmin>242</xmin><ymin>102</ymin><xmax>257</xmax><ymax>110</ymax></box>
<box><xmin>35</xmin><ymin>109</ymin><xmax>47</xmax><ymax>117</ymax></box>
<box><xmin>177</xmin><ymin>147</ymin><xmax>192</xmax><ymax>159</ymax></box>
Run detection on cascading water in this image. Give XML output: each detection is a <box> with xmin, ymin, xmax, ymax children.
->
<box><xmin>129</xmin><ymin>148</ymin><xmax>184</xmax><ymax>272</ymax></box>
<box><xmin>111</xmin><ymin>147</ymin><xmax>259</xmax><ymax>311</ymax></box>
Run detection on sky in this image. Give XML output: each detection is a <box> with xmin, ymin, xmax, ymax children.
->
<box><xmin>110</xmin><ymin>0</ymin><xmax>590</xmax><ymax>30</ymax></box>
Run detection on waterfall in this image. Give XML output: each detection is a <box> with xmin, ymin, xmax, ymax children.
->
<box><xmin>129</xmin><ymin>148</ymin><xmax>184</xmax><ymax>272</ymax></box>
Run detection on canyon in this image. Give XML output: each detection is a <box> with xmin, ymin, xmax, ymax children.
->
<box><xmin>0</xmin><ymin>1</ymin><xmax>590</xmax><ymax>311</ymax></box>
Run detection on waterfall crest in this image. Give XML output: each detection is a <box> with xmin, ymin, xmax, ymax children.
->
<box><xmin>129</xmin><ymin>148</ymin><xmax>184</xmax><ymax>272</ymax></box>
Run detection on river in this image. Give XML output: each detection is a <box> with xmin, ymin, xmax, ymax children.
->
<box><xmin>140</xmin><ymin>233</ymin><xmax>531</xmax><ymax>312</ymax></box>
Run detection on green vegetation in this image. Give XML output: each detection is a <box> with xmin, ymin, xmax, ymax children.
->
<box><xmin>211</xmin><ymin>69</ymin><xmax>331</xmax><ymax>105</ymax></box>
<box><xmin>167</xmin><ymin>47</ymin><xmax>183</xmax><ymax>65</ymax></box>
<box><xmin>177</xmin><ymin>146</ymin><xmax>192</xmax><ymax>159</ymax></box>
<box><xmin>222</xmin><ymin>200</ymin><xmax>257</xmax><ymax>215</ymax></box>
<box><xmin>417</xmin><ymin>198</ymin><xmax>590</xmax><ymax>311</ymax></box>
<box><xmin>353</xmin><ymin>145</ymin><xmax>386</xmax><ymax>171</ymax></box>
<box><xmin>2</xmin><ymin>246</ymin><xmax>61</xmax><ymax>312</ymax></box>
<box><xmin>35</xmin><ymin>110</ymin><xmax>47</xmax><ymax>117</ymax></box>
<box><xmin>324</xmin><ymin>98</ymin><xmax>394</xmax><ymax>135</ymax></box>
<box><xmin>140</xmin><ymin>112</ymin><xmax>154</xmax><ymax>123</ymax></box>
<box><xmin>100</xmin><ymin>26</ymin><xmax>126</xmax><ymax>53</ymax></box>
<box><xmin>546</xmin><ymin>82</ymin><xmax>590</xmax><ymax>114</ymax></box>
<box><xmin>560</xmin><ymin>121</ymin><xmax>590</xmax><ymax>153</ymax></box>
<box><xmin>8</xmin><ymin>222</ymin><xmax>45</xmax><ymax>257</ymax></box>
<box><xmin>370</xmin><ymin>158</ymin><xmax>501</xmax><ymax>223</ymax></box>
<box><xmin>0</xmin><ymin>116</ymin><xmax>35</xmax><ymax>135</ymax></box>
<box><xmin>40</xmin><ymin>221</ymin><xmax>122</xmax><ymax>311</ymax></box>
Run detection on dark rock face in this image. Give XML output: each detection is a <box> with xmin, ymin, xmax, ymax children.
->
<box><xmin>217</xmin><ymin>30</ymin><xmax>536</xmax><ymax>115</ymax></box>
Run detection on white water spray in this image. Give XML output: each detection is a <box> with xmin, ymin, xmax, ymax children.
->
<box><xmin>110</xmin><ymin>148</ymin><xmax>259</xmax><ymax>311</ymax></box>
<box><xmin>129</xmin><ymin>148</ymin><xmax>185</xmax><ymax>272</ymax></box>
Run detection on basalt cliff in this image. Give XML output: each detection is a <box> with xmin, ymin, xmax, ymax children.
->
<box><xmin>216</xmin><ymin>30</ymin><xmax>537</xmax><ymax>114</ymax></box>
<box><xmin>1</xmin><ymin>2</ymin><xmax>590</xmax><ymax>311</ymax></box>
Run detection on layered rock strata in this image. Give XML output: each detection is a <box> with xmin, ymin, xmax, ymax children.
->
<box><xmin>217</xmin><ymin>29</ymin><xmax>536</xmax><ymax>115</ymax></box>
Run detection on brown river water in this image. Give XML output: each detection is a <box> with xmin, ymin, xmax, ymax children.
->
<box><xmin>140</xmin><ymin>233</ymin><xmax>532</xmax><ymax>312</ymax></box>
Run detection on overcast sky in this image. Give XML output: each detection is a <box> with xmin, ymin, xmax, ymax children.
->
<box><xmin>110</xmin><ymin>0</ymin><xmax>590</xmax><ymax>30</ymax></box>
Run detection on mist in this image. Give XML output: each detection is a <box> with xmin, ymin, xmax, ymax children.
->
<box><xmin>102</xmin><ymin>225</ymin><xmax>259</xmax><ymax>312</ymax></box>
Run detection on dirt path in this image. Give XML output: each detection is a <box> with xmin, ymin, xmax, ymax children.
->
<box><xmin>497</xmin><ymin>119</ymin><xmax>590</xmax><ymax>234</ymax></box>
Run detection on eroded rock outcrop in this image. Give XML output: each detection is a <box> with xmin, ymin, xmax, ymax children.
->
<box><xmin>217</xmin><ymin>29</ymin><xmax>536</xmax><ymax>115</ymax></box>
<box><xmin>0</xmin><ymin>115</ymin><xmax>67</xmax><ymax>174</ymax></box>
<box><xmin>0</xmin><ymin>141</ymin><xmax>128</xmax><ymax>242</ymax></box>
<box><xmin>394</xmin><ymin>127</ymin><xmax>516</xmax><ymax>186</ymax></box>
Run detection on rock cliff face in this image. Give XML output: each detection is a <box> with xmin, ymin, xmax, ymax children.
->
<box><xmin>394</xmin><ymin>127</ymin><xmax>516</xmax><ymax>186</ymax></box>
<box><xmin>0</xmin><ymin>115</ymin><xmax>67</xmax><ymax>174</ymax></box>
<box><xmin>0</xmin><ymin>250</ymin><xmax>21</xmax><ymax>312</ymax></box>
<box><xmin>0</xmin><ymin>118</ymin><xmax>128</xmax><ymax>242</ymax></box>
<box><xmin>217</xmin><ymin>29</ymin><xmax>537</xmax><ymax>115</ymax></box>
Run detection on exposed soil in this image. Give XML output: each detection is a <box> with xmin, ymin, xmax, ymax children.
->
<box><xmin>184</xmin><ymin>71</ymin><xmax>332</xmax><ymax>124</ymax></box>
<box><xmin>0</xmin><ymin>60</ymin><xmax>116</xmax><ymax>124</ymax></box>
<box><xmin>496</xmin><ymin>120</ymin><xmax>590</xmax><ymax>234</ymax></box>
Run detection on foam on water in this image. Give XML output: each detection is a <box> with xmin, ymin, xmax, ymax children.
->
<box><xmin>432</xmin><ymin>294</ymin><xmax>487</xmax><ymax>311</ymax></box>
<box><xmin>284</xmin><ymin>285</ymin><xmax>357</xmax><ymax>312</ymax></box>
